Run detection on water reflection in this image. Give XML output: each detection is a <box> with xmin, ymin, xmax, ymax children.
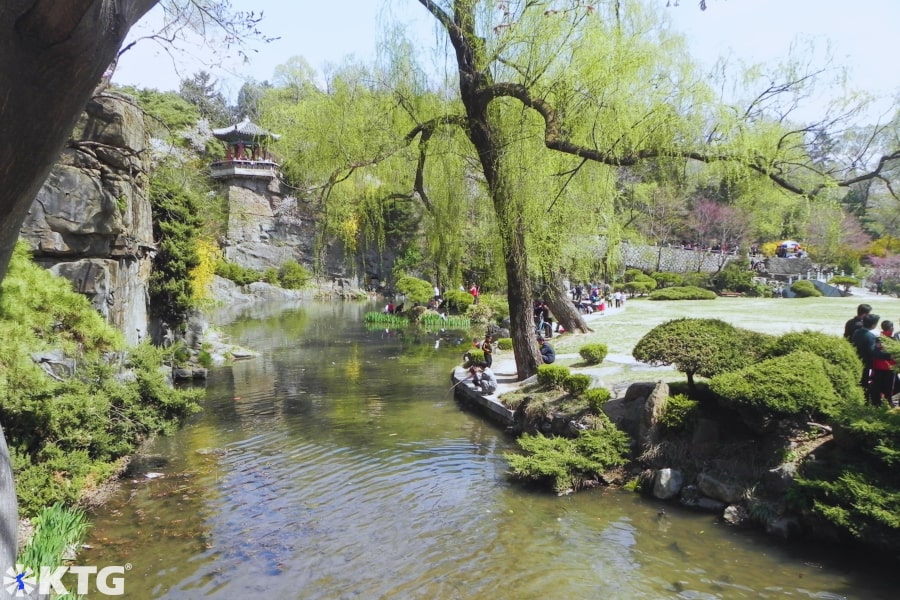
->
<box><xmin>84</xmin><ymin>302</ymin><xmax>892</xmax><ymax>599</ymax></box>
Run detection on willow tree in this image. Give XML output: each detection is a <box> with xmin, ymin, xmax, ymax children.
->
<box><xmin>406</xmin><ymin>0</ymin><xmax>900</xmax><ymax>380</ymax></box>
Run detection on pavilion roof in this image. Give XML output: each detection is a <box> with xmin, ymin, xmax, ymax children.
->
<box><xmin>211</xmin><ymin>117</ymin><xmax>281</xmax><ymax>143</ymax></box>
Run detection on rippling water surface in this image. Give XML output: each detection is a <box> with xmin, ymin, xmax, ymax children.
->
<box><xmin>85</xmin><ymin>301</ymin><xmax>894</xmax><ymax>599</ymax></box>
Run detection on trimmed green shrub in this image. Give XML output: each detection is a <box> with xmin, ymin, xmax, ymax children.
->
<box><xmin>681</xmin><ymin>272</ymin><xmax>712</xmax><ymax>288</ymax></box>
<box><xmin>584</xmin><ymin>387</ymin><xmax>611</xmax><ymax>412</ymax></box>
<box><xmin>262</xmin><ymin>268</ymin><xmax>280</xmax><ymax>284</ymax></box>
<box><xmin>463</xmin><ymin>348</ymin><xmax>485</xmax><ymax>367</ymax></box>
<box><xmin>791</xmin><ymin>280</ymin><xmax>822</xmax><ymax>297</ymax></box>
<box><xmin>497</xmin><ymin>337</ymin><xmax>513</xmax><ymax>351</ymax></box>
<box><xmin>632</xmin><ymin>318</ymin><xmax>754</xmax><ymax>390</ymax></box>
<box><xmin>504</xmin><ymin>420</ymin><xmax>631</xmax><ymax>492</ymax></box>
<box><xmin>648</xmin><ymin>286</ymin><xmax>717</xmax><ymax>301</ymax></box>
<box><xmin>396</xmin><ymin>276</ymin><xmax>434</xmax><ymax>305</ymax></box>
<box><xmin>443</xmin><ymin>288</ymin><xmax>474</xmax><ymax>313</ymax></box>
<box><xmin>762</xmin><ymin>330</ymin><xmax>865</xmax><ymax>410</ymax></box>
<box><xmin>658</xmin><ymin>393</ymin><xmax>699</xmax><ymax>433</ymax></box>
<box><xmin>563</xmin><ymin>374</ymin><xmax>592</xmax><ymax>396</ymax></box>
<box><xmin>828</xmin><ymin>275</ymin><xmax>859</xmax><ymax>295</ymax></box>
<box><xmin>578</xmin><ymin>343</ymin><xmax>608</xmax><ymax>366</ymax></box>
<box><xmin>710</xmin><ymin>351</ymin><xmax>840</xmax><ymax>419</ymax></box>
<box><xmin>537</xmin><ymin>363</ymin><xmax>571</xmax><ymax>389</ymax></box>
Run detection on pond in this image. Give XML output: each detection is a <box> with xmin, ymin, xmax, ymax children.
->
<box><xmin>84</xmin><ymin>301</ymin><xmax>894</xmax><ymax>599</ymax></box>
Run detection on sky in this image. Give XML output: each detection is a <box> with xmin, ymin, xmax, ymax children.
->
<box><xmin>112</xmin><ymin>0</ymin><xmax>900</xmax><ymax>122</ymax></box>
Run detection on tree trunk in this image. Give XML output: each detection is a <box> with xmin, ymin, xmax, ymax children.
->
<box><xmin>543</xmin><ymin>272</ymin><xmax>591</xmax><ymax>334</ymax></box>
<box><xmin>493</xmin><ymin>185</ymin><xmax>542</xmax><ymax>380</ymax></box>
<box><xmin>0</xmin><ymin>0</ymin><xmax>158</xmax><ymax>282</ymax></box>
<box><xmin>0</xmin><ymin>1</ymin><xmax>159</xmax><ymax>583</ymax></box>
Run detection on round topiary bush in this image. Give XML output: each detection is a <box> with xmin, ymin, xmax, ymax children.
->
<box><xmin>497</xmin><ymin>337</ymin><xmax>513</xmax><ymax>351</ymax></box>
<box><xmin>463</xmin><ymin>348</ymin><xmax>485</xmax><ymax>368</ymax></box>
<box><xmin>790</xmin><ymin>280</ymin><xmax>822</xmax><ymax>297</ymax></box>
<box><xmin>563</xmin><ymin>373</ymin><xmax>592</xmax><ymax>396</ymax></box>
<box><xmin>584</xmin><ymin>387</ymin><xmax>611</xmax><ymax>412</ymax></box>
<box><xmin>537</xmin><ymin>363</ymin><xmax>571</xmax><ymax>389</ymax></box>
<box><xmin>648</xmin><ymin>286</ymin><xmax>717</xmax><ymax>301</ymax></box>
<box><xmin>579</xmin><ymin>343</ymin><xmax>608</xmax><ymax>365</ymax></box>
<box><xmin>658</xmin><ymin>393</ymin><xmax>699</xmax><ymax>433</ymax></box>
<box><xmin>443</xmin><ymin>289</ymin><xmax>474</xmax><ymax>313</ymax></box>
<box><xmin>709</xmin><ymin>350</ymin><xmax>840</xmax><ymax>421</ymax></box>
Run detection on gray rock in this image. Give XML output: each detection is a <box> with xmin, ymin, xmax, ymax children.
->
<box><xmin>698</xmin><ymin>472</ymin><xmax>745</xmax><ymax>504</ymax></box>
<box><xmin>652</xmin><ymin>468</ymin><xmax>683</xmax><ymax>500</ymax></box>
<box><xmin>723</xmin><ymin>504</ymin><xmax>750</xmax><ymax>526</ymax></box>
<box><xmin>764</xmin><ymin>463</ymin><xmax>798</xmax><ymax>496</ymax></box>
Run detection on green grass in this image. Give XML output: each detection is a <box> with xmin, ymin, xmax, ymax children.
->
<box><xmin>18</xmin><ymin>503</ymin><xmax>89</xmax><ymax>572</ymax></box>
<box><xmin>552</xmin><ymin>295</ymin><xmax>890</xmax><ymax>357</ymax></box>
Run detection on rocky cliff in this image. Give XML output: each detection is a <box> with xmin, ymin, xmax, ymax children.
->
<box><xmin>20</xmin><ymin>93</ymin><xmax>153</xmax><ymax>345</ymax></box>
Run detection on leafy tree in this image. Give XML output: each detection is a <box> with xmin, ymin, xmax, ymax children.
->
<box><xmin>148</xmin><ymin>166</ymin><xmax>204</xmax><ymax>328</ymax></box>
<box><xmin>395</xmin><ymin>276</ymin><xmax>434</xmax><ymax>305</ymax></box>
<box><xmin>179</xmin><ymin>70</ymin><xmax>232</xmax><ymax>126</ymax></box>
<box><xmin>0</xmin><ymin>1</ymin><xmax>271</xmax><ymax>566</ymax></box>
<box><xmin>632</xmin><ymin>318</ymin><xmax>762</xmax><ymax>390</ymax></box>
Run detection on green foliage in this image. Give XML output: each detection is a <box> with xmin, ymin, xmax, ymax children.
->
<box><xmin>497</xmin><ymin>337</ymin><xmax>513</xmax><ymax>351</ymax></box>
<box><xmin>364</xmin><ymin>312</ymin><xmax>410</xmax><ymax>327</ymax></box>
<box><xmin>762</xmin><ymin>330</ymin><xmax>865</xmax><ymax>409</ymax></box>
<box><xmin>262</xmin><ymin>268</ymin><xmax>280</xmax><ymax>285</ymax></box>
<box><xmin>0</xmin><ymin>249</ymin><xmax>201</xmax><ymax>515</ymax></box>
<box><xmin>536</xmin><ymin>363</ymin><xmax>571</xmax><ymax>389</ymax></box>
<box><xmin>584</xmin><ymin>387</ymin><xmax>612</xmax><ymax>412</ymax></box>
<box><xmin>680</xmin><ymin>272</ymin><xmax>712</xmax><ymax>288</ymax></box>
<box><xmin>579</xmin><ymin>343</ymin><xmax>608</xmax><ymax>365</ymax></box>
<box><xmin>658</xmin><ymin>393</ymin><xmax>699</xmax><ymax>434</ymax></box>
<box><xmin>712</xmin><ymin>259</ymin><xmax>756</xmax><ymax>293</ymax></box>
<box><xmin>463</xmin><ymin>348</ymin><xmax>485</xmax><ymax>367</ymax></box>
<box><xmin>648</xmin><ymin>286</ymin><xmax>717</xmax><ymax>301</ymax></box>
<box><xmin>709</xmin><ymin>351</ymin><xmax>840</xmax><ymax>419</ymax></box>
<box><xmin>197</xmin><ymin>350</ymin><xmax>213</xmax><ymax>369</ymax></box>
<box><xmin>791</xmin><ymin>280</ymin><xmax>822</xmax><ymax>297</ymax></box>
<box><xmin>622</xmin><ymin>280</ymin><xmax>656</xmax><ymax>297</ymax></box>
<box><xmin>149</xmin><ymin>166</ymin><xmax>204</xmax><ymax>327</ymax></box>
<box><xmin>477</xmin><ymin>293</ymin><xmax>510</xmax><ymax>322</ymax></box>
<box><xmin>828</xmin><ymin>275</ymin><xmax>859</xmax><ymax>294</ymax></box>
<box><xmin>563</xmin><ymin>373</ymin><xmax>592</xmax><ymax>397</ymax></box>
<box><xmin>278</xmin><ymin>260</ymin><xmax>311</xmax><ymax>289</ymax></box>
<box><xmin>420</xmin><ymin>314</ymin><xmax>470</xmax><ymax>329</ymax></box>
<box><xmin>632</xmin><ymin>318</ymin><xmax>755</xmax><ymax>388</ymax></box>
<box><xmin>443</xmin><ymin>289</ymin><xmax>474</xmax><ymax>313</ymax></box>
<box><xmin>215</xmin><ymin>260</ymin><xmax>263</xmax><ymax>286</ymax></box>
<box><xmin>465</xmin><ymin>302</ymin><xmax>496</xmax><ymax>325</ymax></box>
<box><xmin>504</xmin><ymin>422</ymin><xmax>631</xmax><ymax>492</ymax></box>
<box><xmin>650</xmin><ymin>272</ymin><xmax>683</xmax><ymax>288</ymax></box>
<box><xmin>395</xmin><ymin>276</ymin><xmax>434</xmax><ymax>305</ymax></box>
<box><xmin>123</xmin><ymin>87</ymin><xmax>202</xmax><ymax>136</ymax></box>
<box><xmin>17</xmin><ymin>503</ymin><xmax>90</xmax><ymax>572</ymax></box>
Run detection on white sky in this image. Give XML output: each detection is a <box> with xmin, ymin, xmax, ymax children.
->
<box><xmin>112</xmin><ymin>0</ymin><xmax>900</xmax><ymax>121</ymax></box>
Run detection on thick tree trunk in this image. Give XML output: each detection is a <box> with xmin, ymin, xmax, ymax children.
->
<box><xmin>0</xmin><ymin>1</ymin><xmax>158</xmax><ymax>585</ymax></box>
<box><xmin>544</xmin><ymin>272</ymin><xmax>592</xmax><ymax>334</ymax></box>
<box><xmin>490</xmin><ymin>173</ymin><xmax>542</xmax><ymax>379</ymax></box>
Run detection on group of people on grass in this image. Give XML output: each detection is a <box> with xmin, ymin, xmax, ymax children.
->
<box><xmin>845</xmin><ymin>303</ymin><xmax>900</xmax><ymax>408</ymax></box>
<box><xmin>466</xmin><ymin>332</ymin><xmax>555</xmax><ymax>395</ymax></box>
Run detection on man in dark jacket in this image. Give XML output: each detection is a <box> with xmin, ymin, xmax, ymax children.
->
<box><xmin>851</xmin><ymin>313</ymin><xmax>893</xmax><ymax>404</ymax></box>
<box><xmin>844</xmin><ymin>303</ymin><xmax>872</xmax><ymax>340</ymax></box>
<box><xmin>537</xmin><ymin>336</ymin><xmax>556</xmax><ymax>364</ymax></box>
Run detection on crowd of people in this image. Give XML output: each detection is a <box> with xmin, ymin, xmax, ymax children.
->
<box><xmin>845</xmin><ymin>303</ymin><xmax>900</xmax><ymax>408</ymax></box>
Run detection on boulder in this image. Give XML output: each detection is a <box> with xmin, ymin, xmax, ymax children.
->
<box><xmin>652</xmin><ymin>468</ymin><xmax>683</xmax><ymax>500</ymax></box>
<box><xmin>698</xmin><ymin>472</ymin><xmax>745</xmax><ymax>504</ymax></box>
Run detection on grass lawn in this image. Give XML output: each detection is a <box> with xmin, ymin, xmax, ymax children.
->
<box><xmin>553</xmin><ymin>294</ymin><xmax>900</xmax><ymax>356</ymax></box>
<box><xmin>543</xmin><ymin>294</ymin><xmax>900</xmax><ymax>393</ymax></box>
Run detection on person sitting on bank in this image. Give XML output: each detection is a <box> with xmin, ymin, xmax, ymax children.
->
<box><xmin>537</xmin><ymin>335</ymin><xmax>556</xmax><ymax>364</ymax></box>
<box><xmin>471</xmin><ymin>366</ymin><xmax>498</xmax><ymax>394</ymax></box>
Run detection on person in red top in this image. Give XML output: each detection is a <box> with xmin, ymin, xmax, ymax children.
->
<box><xmin>872</xmin><ymin>319</ymin><xmax>898</xmax><ymax>406</ymax></box>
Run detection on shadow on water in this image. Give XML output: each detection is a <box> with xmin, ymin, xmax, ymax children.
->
<box><xmin>83</xmin><ymin>301</ymin><xmax>896</xmax><ymax>599</ymax></box>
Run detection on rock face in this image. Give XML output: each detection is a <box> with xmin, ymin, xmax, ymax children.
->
<box><xmin>20</xmin><ymin>93</ymin><xmax>153</xmax><ymax>344</ymax></box>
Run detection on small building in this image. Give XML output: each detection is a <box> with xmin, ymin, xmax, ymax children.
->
<box><xmin>210</xmin><ymin>117</ymin><xmax>281</xmax><ymax>180</ymax></box>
